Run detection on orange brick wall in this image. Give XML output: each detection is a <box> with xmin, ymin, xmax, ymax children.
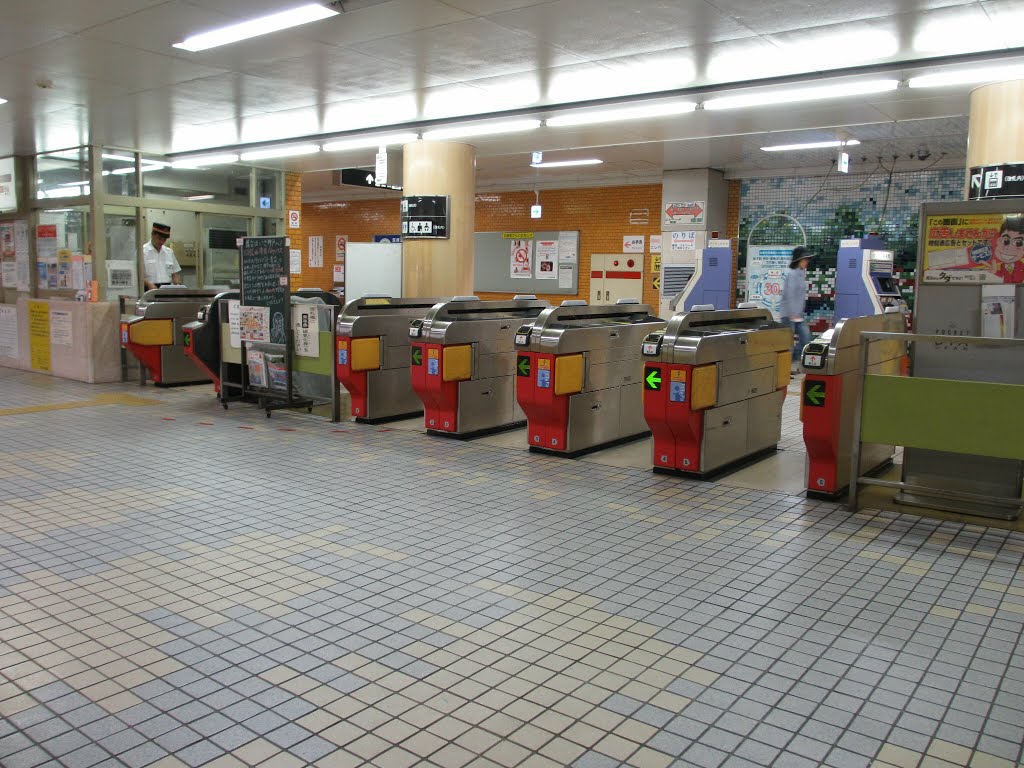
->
<box><xmin>301</xmin><ymin>184</ymin><xmax>665</xmax><ymax>307</ymax></box>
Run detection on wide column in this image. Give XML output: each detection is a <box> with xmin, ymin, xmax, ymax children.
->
<box><xmin>966</xmin><ymin>80</ymin><xmax>1024</xmax><ymax>184</ymax></box>
<box><xmin>402</xmin><ymin>141</ymin><xmax>476</xmax><ymax>296</ymax></box>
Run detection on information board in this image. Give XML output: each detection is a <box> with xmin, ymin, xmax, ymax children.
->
<box><xmin>401</xmin><ymin>196</ymin><xmax>449</xmax><ymax>239</ymax></box>
<box><xmin>240</xmin><ymin>236</ymin><xmax>289</xmax><ymax>345</ymax></box>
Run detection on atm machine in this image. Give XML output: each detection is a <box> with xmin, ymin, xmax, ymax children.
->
<box><xmin>660</xmin><ymin>239</ymin><xmax>734</xmax><ymax>318</ymax></box>
<box><xmin>834</xmin><ymin>236</ymin><xmax>905</xmax><ymax>320</ymax></box>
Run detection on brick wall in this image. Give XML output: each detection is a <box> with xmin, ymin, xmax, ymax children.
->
<box><xmin>301</xmin><ymin>184</ymin><xmax>665</xmax><ymax>306</ymax></box>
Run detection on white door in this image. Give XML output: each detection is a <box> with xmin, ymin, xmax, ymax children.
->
<box><xmin>591</xmin><ymin>254</ymin><xmax>643</xmax><ymax>304</ymax></box>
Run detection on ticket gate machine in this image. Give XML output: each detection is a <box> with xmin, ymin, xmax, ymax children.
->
<box><xmin>799</xmin><ymin>307</ymin><xmax>907</xmax><ymax>498</ymax></box>
<box><xmin>641</xmin><ymin>306</ymin><xmax>792</xmax><ymax>477</ymax></box>
<box><xmin>183</xmin><ymin>291</ymin><xmax>239</xmax><ymax>393</ymax></box>
<box><xmin>336</xmin><ymin>295</ymin><xmax>448</xmax><ymax>422</ymax></box>
<box><xmin>409</xmin><ymin>296</ymin><xmax>550</xmax><ymax>436</ymax></box>
<box><xmin>515</xmin><ymin>300</ymin><xmax>666</xmax><ymax>455</ymax></box>
<box><xmin>122</xmin><ymin>287</ymin><xmax>221</xmax><ymax>385</ymax></box>
<box><xmin>834</xmin><ymin>237</ymin><xmax>905</xmax><ymax>320</ymax></box>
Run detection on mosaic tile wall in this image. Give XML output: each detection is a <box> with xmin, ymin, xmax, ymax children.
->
<box><xmin>737</xmin><ymin>167</ymin><xmax>965</xmax><ymax>327</ymax></box>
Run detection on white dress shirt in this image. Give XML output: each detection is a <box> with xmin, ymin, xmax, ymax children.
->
<box><xmin>143</xmin><ymin>241</ymin><xmax>181</xmax><ymax>285</ymax></box>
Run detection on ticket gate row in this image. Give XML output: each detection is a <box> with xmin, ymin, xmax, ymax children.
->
<box><xmin>799</xmin><ymin>307</ymin><xmax>906</xmax><ymax>498</ymax></box>
<box><xmin>409</xmin><ymin>296</ymin><xmax>551</xmax><ymax>436</ymax></box>
<box><xmin>641</xmin><ymin>306</ymin><xmax>792</xmax><ymax>477</ymax></box>
<box><xmin>121</xmin><ymin>287</ymin><xmax>222</xmax><ymax>386</ymax></box>
<box><xmin>183</xmin><ymin>291</ymin><xmax>238</xmax><ymax>393</ymax></box>
<box><xmin>515</xmin><ymin>300</ymin><xmax>665</xmax><ymax>455</ymax></box>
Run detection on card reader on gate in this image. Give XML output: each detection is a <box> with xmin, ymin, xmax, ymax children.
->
<box><xmin>641</xmin><ymin>332</ymin><xmax>664</xmax><ymax>357</ymax></box>
<box><xmin>801</xmin><ymin>342</ymin><xmax>829</xmax><ymax>370</ymax></box>
<box><xmin>514</xmin><ymin>325</ymin><xmax>532</xmax><ymax>346</ymax></box>
<box><xmin>408</xmin><ymin>318</ymin><xmax>424</xmax><ymax>338</ymax></box>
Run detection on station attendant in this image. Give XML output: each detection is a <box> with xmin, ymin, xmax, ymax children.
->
<box><xmin>143</xmin><ymin>222</ymin><xmax>181</xmax><ymax>290</ymax></box>
<box><xmin>781</xmin><ymin>246</ymin><xmax>812</xmax><ymax>373</ymax></box>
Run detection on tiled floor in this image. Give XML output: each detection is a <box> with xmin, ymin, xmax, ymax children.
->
<box><xmin>2</xmin><ymin>367</ymin><xmax>1024</xmax><ymax>768</ymax></box>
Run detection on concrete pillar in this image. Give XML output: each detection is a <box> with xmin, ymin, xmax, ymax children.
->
<box><xmin>401</xmin><ymin>141</ymin><xmax>476</xmax><ymax>296</ymax></box>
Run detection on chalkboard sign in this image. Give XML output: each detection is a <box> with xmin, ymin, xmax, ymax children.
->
<box><xmin>240</xmin><ymin>236</ymin><xmax>288</xmax><ymax>345</ymax></box>
<box><xmin>401</xmin><ymin>196</ymin><xmax>449</xmax><ymax>239</ymax></box>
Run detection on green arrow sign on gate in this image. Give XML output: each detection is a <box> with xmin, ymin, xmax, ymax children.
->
<box><xmin>644</xmin><ymin>366</ymin><xmax>661</xmax><ymax>391</ymax></box>
<box><xmin>517</xmin><ymin>355</ymin><xmax>531</xmax><ymax>377</ymax></box>
<box><xmin>411</xmin><ymin>347</ymin><xmax>422</xmax><ymax>366</ymax></box>
<box><xmin>803</xmin><ymin>380</ymin><xmax>826</xmax><ymax>407</ymax></box>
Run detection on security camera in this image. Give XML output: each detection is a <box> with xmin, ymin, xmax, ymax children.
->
<box><xmin>916</xmin><ymin>146</ymin><xmax>931</xmax><ymax>161</ymax></box>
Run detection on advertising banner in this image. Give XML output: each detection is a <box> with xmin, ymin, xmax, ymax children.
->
<box><xmin>922</xmin><ymin>212</ymin><xmax>1024</xmax><ymax>284</ymax></box>
<box><xmin>746</xmin><ymin>246</ymin><xmax>794</xmax><ymax>320</ymax></box>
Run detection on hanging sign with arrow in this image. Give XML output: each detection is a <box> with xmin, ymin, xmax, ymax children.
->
<box><xmin>333</xmin><ymin>168</ymin><xmax>403</xmax><ymax>191</ymax></box>
<box><xmin>644</xmin><ymin>366</ymin><xmax>662</xmax><ymax>391</ymax></box>
<box><xmin>803</xmin><ymin>379</ymin><xmax>827</xmax><ymax>408</ymax></box>
<box><xmin>664</xmin><ymin>200</ymin><xmax>705</xmax><ymax>225</ymax></box>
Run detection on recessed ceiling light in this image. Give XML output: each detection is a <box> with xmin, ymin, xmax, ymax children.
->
<box><xmin>761</xmin><ymin>139</ymin><xmax>861</xmax><ymax>152</ymax></box>
<box><xmin>239</xmin><ymin>144</ymin><xmax>321</xmax><ymax>161</ymax></box>
<box><xmin>170</xmin><ymin>153</ymin><xmax>240</xmax><ymax>169</ymax></box>
<box><xmin>530</xmin><ymin>158</ymin><xmax>604</xmax><ymax>168</ymax></box>
<box><xmin>704</xmin><ymin>80</ymin><xmax>898</xmax><ymax>110</ymax></box>
<box><xmin>173</xmin><ymin>3</ymin><xmax>338</xmax><ymax>52</ymax></box>
<box><xmin>323</xmin><ymin>133</ymin><xmax>419</xmax><ymax>152</ymax></box>
<box><xmin>908</xmin><ymin>64</ymin><xmax>1024</xmax><ymax>88</ymax></box>
<box><xmin>422</xmin><ymin>120</ymin><xmax>541</xmax><ymax>141</ymax></box>
<box><xmin>547</xmin><ymin>102</ymin><xmax>696</xmax><ymax>127</ymax></box>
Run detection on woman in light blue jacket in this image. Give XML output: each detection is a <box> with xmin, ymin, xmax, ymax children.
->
<box><xmin>781</xmin><ymin>246</ymin><xmax>812</xmax><ymax>371</ymax></box>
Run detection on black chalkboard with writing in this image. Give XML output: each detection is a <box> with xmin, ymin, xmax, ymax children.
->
<box><xmin>240</xmin><ymin>236</ymin><xmax>288</xmax><ymax>345</ymax></box>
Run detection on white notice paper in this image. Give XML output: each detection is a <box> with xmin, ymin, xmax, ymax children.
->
<box><xmin>1</xmin><ymin>261</ymin><xmax>15</xmax><ymax>287</ymax></box>
<box><xmin>671</xmin><ymin>230</ymin><xmax>697</xmax><ymax>251</ymax></box>
<box><xmin>535</xmin><ymin>240</ymin><xmax>557</xmax><ymax>280</ymax></box>
<box><xmin>558</xmin><ymin>264</ymin><xmax>573</xmax><ymax>289</ymax></box>
<box><xmin>50</xmin><ymin>309</ymin><xmax>73</xmax><ymax>346</ymax></box>
<box><xmin>0</xmin><ymin>305</ymin><xmax>18</xmax><ymax>358</ymax></box>
<box><xmin>292</xmin><ymin>305</ymin><xmax>320</xmax><ymax>358</ymax></box>
<box><xmin>981</xmin><ymin>284</ymin><xmax>1016</xmax><ymax>339</ymax></box>
<box><xmin>227</xmin><ymin>299</ymin><xmax>241</xmax><ymax>348</ymax></box>
<box><xmin>290</xmin><ymin>249</ymin><xmax>302</xmax><ymax>275</ymax></box>
<box><xmin>558</xmin><ymin>231</ymin><xmax>578</xmax><ymax>264</ymax></box>
<box><xmin>650</xmin><ymin>235</ymin><xmax>663</xmax><ymax>254</ymax></box>
<box><xmin>15</xmin><ymin>220</ymin><xmax>30</xmax><ymax>292</ymax></box>
<box><xmin>623</xmin><ymin>236</ymin><xmax>645</xmax><ymax>254</ymax></box>
<box><xmin>308</xmin><ymin>236</ymin><xmax>323</xmax><ymax>268</ymax></box>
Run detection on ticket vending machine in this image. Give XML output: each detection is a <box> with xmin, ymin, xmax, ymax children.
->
<box><xmin>661</xmin><ymin>239</ymin><xmax>734</xmax><ymax>318</ymax></box>
<box><xmin>834</xmin><ymin>237</ymin><xmax>905</xmax><ymax>320</ymax></box>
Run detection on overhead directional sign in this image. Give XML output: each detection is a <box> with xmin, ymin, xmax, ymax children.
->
<box><xmin>333</xmin><ymin>168</ymin><xmax>403</xmax><ymax>191</ymax></box>
<box><xmin>969</xmin><ymin>163</ymin><xmax>1024</xmax><ymax>199</ymax></box>
<box><xmin>517</xmin><ymin>355</ymin><xmax>531</xmax><ymax>377</ymax></box>
<box><xmin>644</xmin><ymin>366</ymin><xmax>662</xmax><ymax>391</ymax></box>
<box><xmin>803</xmin><ymin>379</ymin><xmax>826</xmax><ymax>407</ymax></box>
<box><xmin>411</xmin><ymin>347</ymin><xmax>422</xmax><ymax>366</ymax></box>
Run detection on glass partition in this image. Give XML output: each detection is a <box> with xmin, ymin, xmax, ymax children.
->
<box><xmin>201</xmin><ymin>213</ymin><xmax>250</xmax><ymax>289</ymax></box>
<box><xmin>36</xmin><ymin>148</ymin><xmax>89</xmax><ymax>200</ymax></box>
<box><xmin>36</xmin><ymin>206</ymin><xmax>91</xmax><ymax>292</ymax></box>
<box><xmin>101</xmin><ymin>150</ymin><xmax>138</xmax><ymax>197</ymax></box>
<box><xmin>143</xmin><ymin>155</ymin><xmax>253</xmax><ymax>206</ymax></box>
<box><xmin>104</xmin><ymin>206</ymin><xmax>139</xmax><ymax>299</ymax></box>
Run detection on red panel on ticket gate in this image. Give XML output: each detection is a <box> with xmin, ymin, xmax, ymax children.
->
<box><xmin>336</xmin><ymin>338</ymin><xmax>368</xmax><ymax>418</ymax></box>
<box><xmin>516</xmin><ymin>352</ymin><xmax>571</xmax><ymax>451</ymax></box>
<box><xmin>183</xmin><ymin>327</ymin><xmax>221</xmax><ymax>393</ymax></box>
<box><xmin>643</xmin><ymin>363</ymin><xmax>705</xmax><ymax>473</ymax></box>
<box><xmin>121</xmin><ymin>322</ymin><xmax>165</xmax><ymax>384</ymax></box>
<box><xmin>801</xmin><ymin>374</ymin><xmax>843</xmax><ymax>495</ymax></box>
<box><xmin>409</xmin><ymin>343</ymin><xmax>460</xmax><ymax>432</ymax></box>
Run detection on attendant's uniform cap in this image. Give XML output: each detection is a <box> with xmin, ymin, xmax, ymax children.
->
<box><xmin>152</xmin><ymin>223</ymin><xmax>171</xmax><ymax>237</ymax></box>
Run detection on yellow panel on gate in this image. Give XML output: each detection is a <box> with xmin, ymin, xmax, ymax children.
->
<box><xmin>691</xmin><ymin>364</ymin><xmax>718</xmax><ymax>410</ymax></box>
<box><xmin>775</xmin><ymin>351</ymin><xmax>791</xmax><ymax>390</ymax></box>
<box><xmin>554</xmin><ymin>354</ymin><xmax>584</xmax><ymax>396</ymax></box>
<box><xmin>443</xmin><ymin>345</ymin><xmax>473</xmax><ymax>382</ymax></box>
<box><xmin>350</xmin><ymin>337</ymin><xmax>381</xmax><ymax>371</ymax></box>
<box><xmin>128</xmin><ymin>319</ymin><xmax>173</xmax><ymax>346</ymax></box>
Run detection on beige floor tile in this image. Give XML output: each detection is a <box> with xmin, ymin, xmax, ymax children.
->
<box><xmin>370</xmin><ymin>747</ymin><xmax>419</xmax><ymax>768</ymax></box>
<box><xmin>347</xmin><ymin>733</ymin><xmax>391</xmax><ymax>760</ymax></box>
<box><xmin>429</xmin><ymin>743</ymin><xmax>476</xmax><ymax>767</ymax></box>
<box><xmin>593</xmin><ymin>732</ymin><xmax>640</xmax><ymax>761</ymax></box>
<box><xmin>320</xmin><ymin>721</ymin><xmax>367</xmax><ymax>747</ymax></box>
<box><xmin>233</xmin><ymin>738</ymin><xmax>280</xmax><ymax>765</ymax></box>
<box><xmin>483</xmin><ymin>740</ymin><xmax>532</xmax><ymax>768</ymax></box>
<box><xmin>454</xmin><ymin>726</ymin><xmax>502</xmax><ymax>754</ymax></box>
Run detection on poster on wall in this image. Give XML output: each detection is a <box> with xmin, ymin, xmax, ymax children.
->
<box><xmin>535</xmin><ymin>240</ymin><xmax>557</xmax><ymax>279</ymax></box>
<box><xmin>0</xmin><ymin>305</ymin><xmax>18</xmax><ymax>358</ymax></box>
<box><xmin>36</xmin><ymin>225</ymin><xmax>58</xmax><ymax>290</ymax></box>
<box><xmin>335</xmin><ymin>235</ymin><xmax>347</xmax><ymax>261</ymax></box>
<box><xmin>922</xmin><ymin>212</ymin><xmax>1024</xmax><ymax>284</ymax></box>
<box><xmin>308</xmin><ymin>236</ymin><xmax>323</xmax><ymax>268</ymax></box>
<box><xmin>28</xmin><ymin>300</ymin><xmax>51</xmax><ymax>372</ymax></box>
<box><xmin>558</xmin><ymin>231</ymin><xmax>578</xmax><ymax>264</ymax></box>
<box><xmin>981</xmin><ymin>284</ymin><xmax>1016</xmax><ymax>338</ymax></box>
<box><xmin>0</xmin><ymin>223</ymin><xmax>13</xmax><ymax>257</ymax></box>
<box><xmin>50</xmin><ymin>309</ymin><xmax>73</xmax><ymax>346</ymax></box>
<box><xmin>15</xmin><ymin>220</ymin><xmax>29</xmax><ymax>292</ymax></box>
<box><xmin>290</xmin><ymin>249</ymin><xmax>302</xmax><ymax>274</ymax></box>
<box><xmin>292</xmin><ymin>304</ymin><xmax>320</xmax><ymax>358</ymax></box>
<box><xmin>510</xmin><ymin>239</ymin><xmax>533</xmax><ymax>278</ymax></box>
<box><xmin>238</xmin><ymin>305</ymin><xmax>270</xmax><ymax>343</ymax></box>
<box><xmin>746</xmin><ymin>246</ymin><xmax>794</xmax><ymax>320</ymax></box>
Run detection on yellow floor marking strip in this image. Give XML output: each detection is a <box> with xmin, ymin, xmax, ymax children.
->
<box><xmin>0</xmin><ymin>392</ymin><xmax>160</xmax><ymax>417</ymax></box>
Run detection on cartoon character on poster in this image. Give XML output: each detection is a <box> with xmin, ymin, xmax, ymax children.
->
<box><xmin>988</xmin><ymin>216</ymin><xmax>1024</xmax><ymax>283</ymax></box>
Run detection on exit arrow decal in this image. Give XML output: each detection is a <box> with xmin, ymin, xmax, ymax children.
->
<box><xmin>411</xmin><ymin>347</ymin><xmax>422</xmax><ymax>366</ymax></box>
<box><xmin>803</xmin><ymin>380</ymin><xmax>826</xmax><ymax>407</ymax></box>
<box><xmin>517</xmin><ymin>355</ymin><xmax>531</xmax><ymax>377</ymax></box>
<box><xmin>644</xmin><ymin>366</ymin><xmax>662</xmax><ymax>390</ymax></box>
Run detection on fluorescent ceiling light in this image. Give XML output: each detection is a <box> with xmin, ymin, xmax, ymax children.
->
<box><xmin>56</xmin><ymin>180</ymin><xmax>89</xmax><ymax>188</ymax></box>
<box><xmin>171</xmin><ymin>153</ymin><xmax>240</xmax><ymax>169</ymax></box>
<box><xmin>173</xmin><ymin>3</ymin><xmax>338</xmax><ymax>52</ymax></box>
<box><xmin>909</xmin><ymin>64</ymin><xmax>1024</xmax><ymax>88</ymax></box>
<box><xmin>185</xmin><ymin>194</ymin><xmax>215</xmax><ymax>201</ymax></box>
<box><xmin>239</xmin><ymin>144</ymin><xmax>321</xmax><ymax>161</ymax></box>
<box><xmin>762</xmin><ymin>139</ymin><xmax>861</xmax><ymax>152</ymax></box>
<box><xmin>0</xmin><ymin>98</ymin><xmax>7</xmax><ymax>106</ymax></box>
<box><xmin>323</xmin><ymin>133</ymin><xmax>419</xmax><ymax>152</ymax></box>
<box><xmin>547</xmin><ymin>102</ymin><xmax>696</xmax><ymax>127</ymax></box>
<box><xmin>704</xmin><ymin>79</ymin><xmax>899</xmax><ymax>110</ymax></box>
<box><xmin>531</xmin><ymin>158</ymin><xmax>603</xmax><ymax>168</ymax></box>
<box><xmin>102</xmin><ymin>153</ymin><xmax>136</xmax><ymax>163</ymax></box>
<box><xmin>422</xmin><ymin>120</ymin><xmax>541</xmax><ymax>141</ymax></box>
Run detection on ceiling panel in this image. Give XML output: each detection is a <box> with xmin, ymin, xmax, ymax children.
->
<box><xmin>0</xmin><ymin>0</ymin><xmax>166</xmax><ymax>33</ymax></box>
<box><xmin>299</xmin><ymin>0</ymin><xmax>474</xmax><ymax>47</ymax></box>
<box><xmin>706</xmin><ymin>0</ymin><xmax>976</xmax><ymax>35</ymax></box>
